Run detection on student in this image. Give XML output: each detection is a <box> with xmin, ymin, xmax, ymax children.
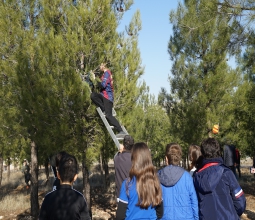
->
<box><xmin>39</xmin><ymin>154</ymin><xmax>91</xmax><ymax>220</ymax></box>
<box><xmin>90</xmin><ymin>63</ymin><xmax>126</xmax><ymax>138</ymax></box>
<box><xmin>114</xmin><ymin>135</ymin><xmax>134</xmax><ymax>201</ymax></box>
<box><xmin>158</xmin><ymin>143</ymin><xmax>199</xmax><ymax>220</ymax></box>
<box><xmin>193</xmin><ymin>138</ymin><xmax>246</xmax><ymax>220</ymax></box>
<box><xmin>188</xmin><ymin>144</ymin><xmax>202</xmax><ymax>176</ymax></box>
<box><xmin>115</xmin><ymin>142</ymin><xmax>163</xmax><ymax>220</ymax></box>
<box><xmin>50</xmin><ymin>151</ymin><xmax>69</xmax><ymax>191</ymax></box>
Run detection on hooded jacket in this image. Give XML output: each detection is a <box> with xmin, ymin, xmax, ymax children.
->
<box><xmin>193</xmin><ymin>157</ymin><xmax>246</xmax><ymax>220</ymax></box>
<box><xmin>158</xmin><ymin>165</ymin><xmax>199</xmax><ymax>220</ymax></box>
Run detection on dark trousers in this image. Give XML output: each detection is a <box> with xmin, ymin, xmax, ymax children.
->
<box><xmin>90</xmin><ymin>92</ymin><xmax>122</xmax><ymax>132</ymax></box>
<box><xmin>236</xmin><ymin>164</ymin><xmax>241</xmax><ymax>178</ymax></box>
<box><xmin>24</xmin><ymin>173</ymin><xmax>31</xmax><ymax>185</ymax></box>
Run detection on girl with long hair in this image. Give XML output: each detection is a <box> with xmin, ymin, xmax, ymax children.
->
<box><xmin>115</xmin><ymin>142</ymin><xmax>163</xmax><ymax>220</ymax></box>
<box><xmin>188</xmin><ymin>145</ymin><xmax>202</xmax><ymax>176</ymax></box>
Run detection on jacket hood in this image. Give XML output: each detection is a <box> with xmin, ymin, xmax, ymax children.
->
<box><xmin>193</xmin><ymin>157</ymin><xmax>224</xmax><ymax>194</ymax></box>
<box><xmin>158</xmin><ymin>165</ymin><xmax>185</xmax><ymax>187</ymax></box>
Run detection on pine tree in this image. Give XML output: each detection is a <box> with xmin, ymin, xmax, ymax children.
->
<box><xmin>165</xmin><ymin>0</ymin><xmax>241</xmax><ymax>148</ymax></box>
<box><xmin>0</xmin><ymin>0</ymin><xmax>144</xmax><ymax>216</ymax></box>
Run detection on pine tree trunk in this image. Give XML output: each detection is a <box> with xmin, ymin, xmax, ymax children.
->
<box><xmin>103</xmin><ymin>159</ymin><xmax>109</xmax><ymax>187</ymax></box>
<box><xmin>99</xmin><ymin>153</ymin><xmax>103</xmax><ymax>176</ymax></box>
<box><xmin>0</xmin><ymin>153</ymin><xmax>3</xmax><ymax>187</ymax></box>
<box><xmin>82</xmin><ymin>154</ymin><xmax>91</xmax><ymax>218</ymax></box>
<box><xmin>44</xmin><ymin>159</ymin><xmax>49</xmax><ymax>180</ymax></box>
<box><xmin>30</xmin><ymin>141</ymin><xmax>39</xmax><ymax>217</ymax></box>
<box><xmin>7</xmin><ymin>158</ymin><xmax>10</xmax><ymax>182</ymax></box>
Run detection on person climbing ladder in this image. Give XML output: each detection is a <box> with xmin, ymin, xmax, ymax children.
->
<box><xmin>90</xmin><ymin>63</ymin><xmax>126</xmax><ymax>138</ymax></box>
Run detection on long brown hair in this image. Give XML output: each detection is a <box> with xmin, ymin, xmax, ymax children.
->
<box><xmin>165</xmin><ymin>143</ymin><xmax>182</xmax><ymax>165</ymax></box>
<box><xmin>128</xmin><ymin>142</ymin><xmax>162</xmax><ymax>208</ymax></box>
<box><xmin>188</xmin><ymin>145</ymin><xmax>201</xmax><ymax>170</ymax></box>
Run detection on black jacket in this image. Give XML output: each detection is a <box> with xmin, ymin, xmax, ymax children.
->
<box><xmin>39</xmin><ymin>184</ymin><xmax>91</xmax><ymax>220</ymax></box>
<box><xmin>114</xmin><ymin>151</ymin><xmax>132</xmax><ymax>198</ymax></box>
<box><xmin>223</xmin><ymin>145</ymin><xmax>236</xmax><ymax>167</ymax></box>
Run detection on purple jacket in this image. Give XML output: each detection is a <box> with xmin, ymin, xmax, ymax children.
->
<box><xmin>99</xmin><ymin>70</ymin><xmax>114</xmax><ymax>102</ymax></box>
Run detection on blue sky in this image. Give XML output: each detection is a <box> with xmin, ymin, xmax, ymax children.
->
<box><xmin>118</xmin><ymin>1</ymin><xmax>179</xmax><ymax>96</ymax></box>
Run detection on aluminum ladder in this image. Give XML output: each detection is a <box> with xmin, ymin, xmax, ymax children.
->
<box><xmin>96</xmin><ymin>107</ymin><xmax>128</xmax><ymax>149</ymax></box>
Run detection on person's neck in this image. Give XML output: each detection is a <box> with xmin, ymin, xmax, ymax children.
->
<box><xmin>60</xmin><ymin>181</ymin><xmax>73</xmax><ymax>186</ymax></box>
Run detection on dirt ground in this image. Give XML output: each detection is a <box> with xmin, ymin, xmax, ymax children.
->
<box><xmin>0</xmin><ymin>166</ymin><xmax>254</xmax><ymax>220</ymax></box>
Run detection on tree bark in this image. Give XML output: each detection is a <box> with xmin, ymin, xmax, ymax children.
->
<box><xmin>44</xmin><ymin>159</ymin><xmax>49</xmax><ymax>180</ymax></box>
<box><xmin>30</xmin><ymin>141</ymin><xmax>39</xmax><ymax>217</ymax></box>
<box><xmin>7</xmin><ymin>157</ymin><xmax>11</xmax><ymax>182</ymax></box>
<box><xmin>82</xmin><ymin>153</ymin><xmax>91</xmax><ymax>218</ymax></box>
<box><xmin>0</xmin><ymin>153</ymin><xmax>3</xmax><ymax>187</ymax></box>
<box><xmin>99</xmin><ymin>153</ymin><xmax>103</xmax><ymax>176</ymax></box>
<box><xmin>103</xmin><ymin>160</ymin><xmax>109</xmax><ymax>187</ymax></box>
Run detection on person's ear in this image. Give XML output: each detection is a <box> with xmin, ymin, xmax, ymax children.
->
<box><xmin>73</xmin><ymin>174</ymin><xmax>78</xmax><ymax>182</ymax></box>
<box><xmin>165</xmin><ymin>156</ymin><xmax>168</xmax><ymax>165</ymax></box>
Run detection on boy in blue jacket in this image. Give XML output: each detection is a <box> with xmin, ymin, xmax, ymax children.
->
<box><xmin>193</xmin><ymin>138</ymin><xmax>246</xmax><ymax>220</ymax></box>
<box><xmin>158</xmin><ymin>143</ymin><xmax>198</xmax><ymax>220</ymax></box>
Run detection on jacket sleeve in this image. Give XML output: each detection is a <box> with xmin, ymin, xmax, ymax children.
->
<box><xmin>100</xmin><ymin>71</ymin><xmax>110</xmax><ymax>89</ymax></box>
<box><xmin>38</xmin><ymin>199</ymin><xmax>47</xmax><ymax>220</ymax></box>
<box><xmin>80</xmin><ymin>197</ymin><xmax>91</xmax><ymax>220</ymax></box>
<box><xmin>116</xmin><ymin>180</ymin><xmax>128</xmax><ymax>219</ymax></box>
<box><xmin>187</xmin><ymin>173</ymin><xmax>199</xmax><ymax>220</ymax></box>
<box><xmin>228</xmin><ymin>170</ymin><xmax>246</xmax><ymax>216</ymax></box>
<box><xmin>155</xmin><ymin>201</ymin><xmax>164</xmax><ymax>219</ymax></box>
<box><xmin>115</xmin><ymin>201</ymin><xmax>127</xmax><ymax>220</ymax></box>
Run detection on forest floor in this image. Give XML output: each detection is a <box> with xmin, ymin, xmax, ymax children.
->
<box><xmin>0</xmin><ymin>165</ymin><xmax>254</xmax><ymax>220</ymax></box>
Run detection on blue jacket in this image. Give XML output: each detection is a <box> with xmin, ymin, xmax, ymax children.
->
<box><xmin>193</xmin><ymin>157</ymin><xmax>246</xmax><ymax>220</ymax></box>
<box><xmin>118</xmin><ymin>177</ymin><xmax>159</xmax><ymax>220</ymax></box>
<box><xmin>158</xmin><ymin>165</ymin><xmax>199</xmax><ymax>220</ymax></box>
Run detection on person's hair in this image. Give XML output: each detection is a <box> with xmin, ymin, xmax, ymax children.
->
<box><xmin>58</xmin><ymin>154</ymin><xmax>78</xmax><ymax>183</ymax></box>
<box><xmin>188</xmin><ymin>145</ymin><xmax>201</xmax><ymax>170</ymax></box>
<box><xmin>200</xmin><ymin>138</ymin><xmax>221</xmax><ymax>159</ymax></box>
<box><xmin>123</xmin><ymin>135</ymin><xmax>134</xmax><ymax>151</ymax></box>
<box><xmin>129</xmin><ymin>142</ymin><xmax>162</xmax><ymax>208</ymax></box>
<box><xmin>55</xmin><ymin>151</ymin><xmax>68</xmax><ymax>168</ymax></box>
<box><xmin>165</xmin><ymin>143</ymin><xmax>182</xmax><ymax>165</ymax></box>
<box><xmin>100</xmin><ymin>63</ymin><xmax>107</xmax><ymax>69</ymax></box>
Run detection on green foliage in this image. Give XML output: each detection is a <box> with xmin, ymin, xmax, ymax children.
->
<box><xmin>0</xmin><ymin>0</ymin><xmax>146</xmax><ymax>168</ymax></box>
<box><xmin>128</xmin><ymin>93</ymin><xmax>172</xmax><ymax>165</ymax></box>
<box><xmin>161</xmin><ymin>0</ymin><xmax>242</xmax><ymax>152</ymax></box>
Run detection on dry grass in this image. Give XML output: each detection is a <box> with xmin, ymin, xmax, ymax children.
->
<box><xmin>0</xmin><ymin>169</ymin><xmax>47</xmax><ymax>216</ymax></box>
<box><xmin>0</xmin><ymin>194</ymin><xmax>30</xmax><ymax>213</ymax></box>
<box><xmin>1</xmin><ymin>165</ymin><xmax>254</xmax><ymax>220</ymax></box>
<box><xmin>0</xmin><ymin>171</ymin><xmax>28</xmax><ymax>213</ymax></box>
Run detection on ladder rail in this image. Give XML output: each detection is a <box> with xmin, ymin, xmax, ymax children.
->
<box><xmin>96</xmin><ymin>107</ymin><xmax>120</xmax><ymax>149</ymax></box>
